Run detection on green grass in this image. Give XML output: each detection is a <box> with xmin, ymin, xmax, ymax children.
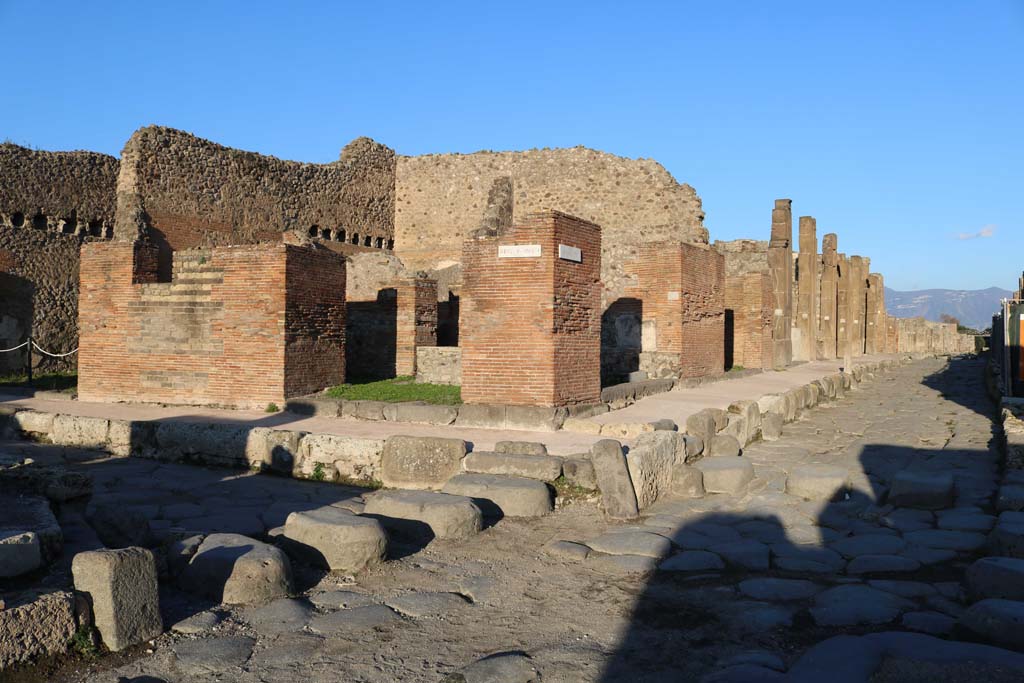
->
<box><xmin>69</xmin><ymin>624</ymin><xmax>99</xmax><ymax>659</ymax></box>
<box><xmin>728</xmin><ymin>365</ymin><xmax>746</xmax><ymax>372</ymax></box>
<box><xmin>265</xmin><ymin>402</ymin><xmax>280</xmax><ymax>413</ymax></box>
<box><xmin>325</xmin><ymin>376</ymin><xmax>462</xmax><ymax>405</ymax></box>
<box><xmin>0</xmin><ymin>371</ymin><xmax>77</xmax><ymax>393</ymax></box>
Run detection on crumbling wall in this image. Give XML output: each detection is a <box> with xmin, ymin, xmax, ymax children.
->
<box><xmin>0</xmin><ymin>144</ymin><xmax>119</xmax><ymax>372</ymax></box>
<box><xmin>115</xmin><ymin>126</ymin><xmax>395</xmax><ymax>276</ymax></box>
<box><xmin>395</xmin><ymin>147</ymin><xmax>707</xmax><ymax>307</ymax></box>
<box><xmin>895</xmin><ymin>317</ymin><xmax>967</xmax><ymax>355</ymax></box>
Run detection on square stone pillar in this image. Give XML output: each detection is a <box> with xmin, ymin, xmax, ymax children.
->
<box><xmin>847</xmin><ymin>255</ymin><xmax>867</xmax><ymax>357</ymax></box>
<box><xmin>461</xmin><ymin>211</ymin><xmax>601</xmax><ymax>406</ymax></box>
<box><xmin>866</xmin><ymin>273</ymin><xmax>885</xmax><ymax>355</ymax></box>
<box><xmin>395</xmin><ymin>277</ymin><xmax>437</xmax><ymax>377</ymax></box>
<box><xmin>818</xmin><ymin>233</ymin><xmax>839</xmax><ymax>359</ymax></box>
<box><xmin>796</xmin><ymin>216</ymin><xmax>818</xmax><ymax>361</ymax></box>
<box><xmin>768</xmin><ymin>199</ymin><xmax>793</xmax><ymax>369</ymax></box>
<box><xmin>635</xmin><ymin>242</ymin><xmax>725</xmax><ymax>378</ymax></box>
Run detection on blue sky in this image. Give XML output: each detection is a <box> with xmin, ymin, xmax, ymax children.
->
<box><xmin>2</xmin><ymin>1</ymin><xmax>1021</xmax><ymax>291</ymax></box>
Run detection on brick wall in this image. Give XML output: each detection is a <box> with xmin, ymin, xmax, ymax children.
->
<box><xmin>78</xmin><ymin>242</ymin><xmax>345</xmax><ymax>408</ymax></box>
<box><xmin>725</xmin><ymin>272</ymin><xmax>773</xmax><ymax>370</ymax></box>
<box><xmin>633</xmin><ymin>242</ymin><xmax>725</xmax><ymax>378</ymax></box>
<box><xmin>461</xmin><ymin>211</ymin><xmax>601</xmax><ymax>406</ymax></box>
<box><xmin>395</xmin><ymin>277</ymin><xmax>438</xmax><ymax>377</ymax></box>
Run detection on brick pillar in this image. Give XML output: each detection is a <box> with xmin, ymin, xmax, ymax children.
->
<box><xmin>635</xmin><ymin>242</ymin><xmax>725</xmax><ymax>378</ymax></box>
<box><xmin>725</xmin><ymin>272</ymin><xmax>773</xmax><ymax>369</ymax></box>
<box><xmin>461</xmin><ymin>211</ymin><xmax>601</xmax><ymax>406</ymax></box>
<box><xmin>796</xmin><ymin>216</ymin><xmax>818</xmax><ymax>361</ymax></box>
<box><xmin>395</xmin><ymin>277</ymin><xmax>438</xmax><ymax>377</ymax></box>
<box><xmin>848</xmin><ymin>256</ymin><xmax>867</xmax><ymax>357</ymax></box>
<box><xmin>818</xmin><ymin>233</ymin><xmax>839</xmax><ymax>359</ymax></box>
<box><xmin>768</xmin><ymin>199</ymin><xmax>793</xmax><ymax>369</ymax></box>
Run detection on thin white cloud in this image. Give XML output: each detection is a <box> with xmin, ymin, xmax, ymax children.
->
<box><xmin>955</xmin><ymin>224</ymin><xmax>996</xmax><ymax>240</ymax></box>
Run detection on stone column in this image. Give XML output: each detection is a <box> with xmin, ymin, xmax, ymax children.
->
<box><xmin>866</xmin><ymin>273</ymin><xmax>886</xmax><ymax>355</ymax></box>
<box><xmin>848</xmin><ymin>256</ymin><xmax>867</xmax><ymax>357</ymax></box>
<box><xmin>837</xmin><ymin>253</ymin><xmax>851</xmax><ymax>367</ymax></box>
<box><xmin>796</xmin><ymin>216</ymin><xmax>818</xmax><ymax>361</ymax></box>
<box><xmin>818</xmin><ymin>233</ymin><xmax>839</xmax><ymax>359</ymax></box>
<box><xmin>768</xmin><ymin>199</ymin><xmax>793</xmax><ymax>369</ymax></box>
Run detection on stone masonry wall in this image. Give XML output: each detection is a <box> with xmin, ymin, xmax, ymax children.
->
<box><xmin>395</xmin><ymin>147</ymin><xmax>707</xmax><ymax>308</ymax></box>
<box><xmin>115</xmin><ymin>126</ymin><xmax>394</xmax><ymax>276</ymax></box>
<box><xmin>461</xmin><ymin>211</ymin><xmax>601</xmax><ymax>406</ymax></box>
<box><xmin>415</xmin><ymin>346</ymin><xmax>461</xmax><ymax>385</ymax></box>
<box><xmin>0</xmin><ymin>144</ymin><xmax>119</xmax><ymax>372</ymax></box>
<box><xmin>78</xmin><ymin>242</ymin><xmax>345</xmax><ymax>408</ymax></box>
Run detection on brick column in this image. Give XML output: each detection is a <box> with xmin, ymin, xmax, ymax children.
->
<box><xmin>461</xmin><ymin>211</ymin><xmax>601</xmax><ymax>406</ymax></box>
<box><xmin>768</xmin><ymin>199</ymin><xmax>793</xmax><ymax>369</ymax></box>
<box><xmin>635</xmin><ymin>242</ymin><xmax>725</xmax><ymax>378</ymax></box>
<box><xmin>818</xmin><ymin>233</ymin><xmax>839</xmax><ymax>359</ymax></box>
<box><xmin>796</xmin><ymin>216</ymin><xmax>818</xmax><ymax>361</ymax></box>
<box><xmin>725</xmin><ymin>272</ymin><xmax>772</xmax><ymax>369</ymax></box>
<box><xmin>395</xmin><ymin>277</ymin><xmax>438</xmax><ymax>377</ymax></box>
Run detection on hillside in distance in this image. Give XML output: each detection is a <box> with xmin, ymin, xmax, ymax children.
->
<box><xmin>885</xmin><ymin>287</ymin><xmax>1012</xmax><ymax>331</ymax></box>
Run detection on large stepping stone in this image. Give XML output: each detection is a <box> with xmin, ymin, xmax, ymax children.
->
<box><xmin>454</xmin><ymin>652</ymin><xmax>540</xmax><ymax>683</ymax></box>
<box><xmin>179</xmin><ymin>533</ymin><xmax>293</xmax><ymax>606</ymax></box>
<box><xmin>694</xmin><ymin>457</ymin><xmax>754</xmax><ymax>495</ymax></box>
<box><xmin>829</xmin><ymin>534</ymin><xmax>906</xmax><ymax>558</ymax></box>
<box><xmin>281</xmin><ymin>507</ymin><xmax>386</xmax><ymax>572</ymax></box>
<box><xmin>363</xmin><ymin>490</ymin><xmax>482</xmax><ymax>541</ymax></box>
<box><xmin>442</xmin><ymin>473</ymin><xmax>552</xmax><ymax>518</ymax></box>
<box><xmin>708</xmin><ymin>539</ymin><xmax>769</xmax><ymax>570</ymax></box>
<box><xmin>738</xmin><ymin>578</ymin><xmax>821</xmax><ymax>601</ymax></box>
<box><xmin>810</xmin><ymin>585</ymin><xmax>913</xmax><ymax>626</ymax></box>
<box><xmin>586</xmin><ymin>530</ymin><xmax>673</xmax><ymax>558</ymax></box>
<box><xmin>172</xmin><ymin>636</ymin><xmax>256</xmax><ymax>677</ymax></box>
<box><xmin>846</xmin><ymin>554</ymin><xmax>921</xmax><ymax>574</ymax></box>
<box><xmin>71</xmin><ymin>547</ymin><xmax>163</xmax><ymax>652</ymax></box>
<box><xmin>243</xmin><ymin>597</ymin><xmax>313</xmax><ymax>636</ymax></box>
<box><xmin>903</xmin><ymin>529</ymin><xmax>986</xmax><ymax>552</ymax></box>
<box><xmin>385</xmin><ymin>591</ymin><xmax>470</xmax><ymax>618</ymax></box>
<box><xmin>887</xmin><ymin>471</ymin><xmax>954</xmax><ymax>510</ymax></box>
<box><xmin>463</xmin><ymin>451</ymin><xmax>562</xmax><ymax>481</ymax></box>
<box><xmin>785</xmin><ymin>464</ymin><xmax>849</xmax><ymax>501</ymax></box>
<box><xmin>966</xmin><ymin>557</ymin><xmax>1024</xmax><ymax>601</ymax></box>
<box><xmin>960</xmin><ymin>599</ymin><xmax>1024</xmax><ymax>649</ymax></box>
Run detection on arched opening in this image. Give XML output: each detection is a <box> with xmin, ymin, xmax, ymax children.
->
<box><xmin>337</xmin><ymin>229</ymin><xmax>346</xmax><ymax>242</ymax></box>
<box><xmin>103</xmin><ymin>226</ymin><xmax>113</xmax><ymax>239</ymax></box>
<box><xmin>10</xmin><ymin>212</ymin><xmax>24</xmax><ymax>227</ymax></box>
<box><xmin>363</xmin><ymin>235</ymin><xmax>372</xmax><ymax>247</ymax></box>
<box><xmin>375</xmin><ymin>237</ymin><xmax>384</xmax><ymax>248</ymax></box>
<box><xmin>386</xmin><ymin>239</ymin><xmax>394</xmax><ymax>250</ymax></box>
<box><xmin>351</xmin><ymin>233</ymin><xmax>359</xmax><ymax>245</ymax></box>
<box><xmin>61</xmin><ymin>211</ymin><xmax>78</xmax><ymax>234</ymax></box>
<box><xmin>308</xmin><ymin>225</ymin><xmax>319</xmax><ymax>238</ymax></box>
<box><xmin>88</xmin><ymin>220</ymin><xmax>104</xmax><ymax>237</ymax></box>
<box><xmin>320</xmin><ymin>227</ymin><xmax>331</xmax><ymax>240</ymax></box>
<box><xmin>31</xmin><ymin>213</ymin><xmax>47</xmax><ymax>230</ymax></box>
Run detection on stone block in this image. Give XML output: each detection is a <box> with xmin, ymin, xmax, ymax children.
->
<box><xmin>295</xmin><ymin>434</ymin><xmax>384</xmax><ymax>483</ymax></box>
<box><xmin>454</xmin><ymin>403</ymin><xmax>506</xmax><ymax>429</ymax></box>
<box><xmin>341</xmin><ymin>400</ymin><xmax>386</xmax><ymax>421</ymax></box>
<box><xmin>684</xmin><ymin>410</ymin><xmax>716</xmax><ymax>444</ymax></box>
<box><xmin>3</xmin><ymin>494</ymin><xmax>62</xmax><ymax>562</ymax></box>
<box><xmin>670</xmin><ymin>464</ymin><xmax>704</xmax><ymax>498</ymax></box>
<box><xmin>284</xmin><ymin>398</ymin><xmax>341</xmax><ymax>417</ymax></box>
<box><xmin>106</xmin><ymin>420</ymin><xmax>155</xmax><ymax>458</ymax></box>
<box><xmin>728</xmin><ymin>400</ymin><xmax>761</xmax><ymax>445</ymax></box>
<box><xmin>590</xmin><ymin>439</ymin><xmax>639</xmax><ymax>520</ymax></box>
<box><xmin>363</xmin><ymin>490</ymin><xmax>482</xmax><ymax>540</ymax></box>
<box><xmin>600</xmin><ymin>422</ymin><xmax>657</xmax><ymax>439</ymax></box>
<box><xmin>494</xmin><ymin>440</ymin><xmax>548</xmax><ymax>456</ymax></box>
<box><xmin>281</xmin><ymin>507</ymin><xmax>387</xmax><ymax>572</ymax></box>
<box><xmin>966</xmin><ymin>557</ymin><xmax>1024</xmax><ymax>601</ymax></box>
<box><xmin>442</xmin><ymin>474</ymin><xmax>552</xmax><ymax>518</ymax></box>
<box><xmin>756</xmin><ymin>394</ymin><xmax>784</xmax><ymax>417</ymax></box>
<box><xmin>708</xmin><ymin>408</ymin><xmax>729</xmax><ymax>432</ymax></box>
<box><xmin>887</xmin><ymin>471</ymin><xmax>955</xmax><ymax>510</ymax></box>
<box><xmin>51</xmin><ymin>414</ymin><xmax>109</xmax><ymax>450</ymax></box>
<box><xmin>0</xmin><ymin>529</ymin><xmax>41</xmax><ymax>578</ymax></box>
<box><xmin>155</xmin><ymin>422</ymin><xmax>250</xmax><ymax>467</ymax></box>
<box><xmin>625</xmin><ymin>431</ymin><xmax>677</xmax><ymax>509</ymax></box>
<box><xmin>695</xmin><ymin>457</ymin><xmax>754</xmax><ymax>495</ymax></box>
<box><xmin>380</xmin><ymin>435</ymin><xmax>466</xmax><ymax>490</ymax></box>
<box><xmin>679</xmin><ymin>434</ymin><xmax>704</xmax><ymax>462</ymax></box>
<box><xmin>72</xmin><ymin>547</ymin><xmax>163</xmax><ymax>651</ymax></box>
<box><xmin>709</xmin><ymin>433</ymin><xmax>741</xmax><ymax>458</ymax></box>
<box><xmin>505</xmin><ymin>405</ymin><xmax>567</xmax><ymax>432</ymax></box>
<box><xmin>245</xmin><ymin>428</ymin><xmax>304</xmax><ymax>473</ymax></box>
<box><xmin>562</xmin><ymin>458</ymin><xmax>598</xmax><ymax>490</ymax></box>
<box><xmin>463</xmin><ymin>451</ymin><xmax>563</xmax><ymax>481</ymax></box>
<box><xmin>179</xmin><ymin>533</ymin><xmax>293</xmax><ymax>606</ymax></box>
<box><xmin>959</xmin><ymin>599</ymin><xmax>1024</xmax><ymax>649</ymax></box>
<box><xmin>786</xmin><ymin>464</ymin><xmax>849</xmax><ymax>501</ymax></box>
<box><xmin>14</xmin><ymin>410</ymin><xmax>54</xmax><ymax>435</ymax></box>
<box><xmin>761</xmin><ymin>413</ymin><xmax>783</xmax><ymax>441</ymax></box>
<box><xmin>382</xmin><ymin>402</ymin><xmax>458</xmax><ymax>425</ymax></box>
<box><xmin>0</xmin><ymin>592</ymin><xmax>77</xmax><ymax>670</ymax></box>
<box><xmin>561</xmin><ymin>417</ymin><xmax>603</xmax><ymax>434</ymax></box>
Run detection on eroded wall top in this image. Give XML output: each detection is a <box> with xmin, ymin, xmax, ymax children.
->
<box><xmin>115</xmin><ymin>126</ymin><xmax>395</xmax><ymax>253</ymax></box>
<box><xmin>714</xmin><ymin>239</ymin><xmax>769</xmax><ymax>277</ymax></box>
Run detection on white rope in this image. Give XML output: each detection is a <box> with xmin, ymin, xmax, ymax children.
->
<box><xmin>0</xmin><ymin>341</ymin><xmax>29</xmax><ymax>353</ymax></box>
<box><xmin>31</xmin><ymin>341</ymin><xmax>78</xmax><ymax>357</ymax></box>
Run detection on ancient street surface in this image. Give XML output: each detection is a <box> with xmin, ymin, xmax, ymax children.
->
<box><xmin>6</xmin><ymin>357</ymin><xmax>1022</xmax><ymax>682</ymax></box>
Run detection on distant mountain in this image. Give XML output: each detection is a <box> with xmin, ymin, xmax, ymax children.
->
<box><xmin>885</xmin><ymin>287</ymin><xmax>1012</xmax><ymax>331</ymax></box>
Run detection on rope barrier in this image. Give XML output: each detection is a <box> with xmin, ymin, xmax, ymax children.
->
<box><xmin>0</xmin><ymin>341</ymin><xmax>30</xmax><ymax>353</ymax></box>
<box><xmin>31</xmin><ymin>341</ymin><xmax>78</xmax><ymax>358</ymax></box>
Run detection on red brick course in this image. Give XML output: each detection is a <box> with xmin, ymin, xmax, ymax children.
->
<box><xmin>78</xmin><ymin>242</ymin><xmax>345</xmax><ymax>409</ymax></box>
<box><xmin>725</xmin><ymin>272</ymin><xmax>773</xmax><ymax>370</ymax></box>
<box><xmin>395</xmin><ymin>277</ymin><xmax>438</xmax><ymax>377</ymax></box>
<box><xmin>461</xmin><ymin>211</ymin><xmax>601</xmax><ymax>406</ymax></box>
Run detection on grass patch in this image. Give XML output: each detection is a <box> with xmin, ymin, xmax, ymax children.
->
<box><xmin>265</xmin><ymin>402</ymin><xmax>280</xmax><ymax>413</ymax></box>
<box><xmin>311</xmin><ymin>462</ymin><xmax>327</xmax><ymax>481</ymax></box>
<box><xmin>69</xmin><ymin>624</ymin><xmax>99</xmax><ymax>659</ymax></box>
<box><xmin>325</xmin><ymin>376</ymin><xmax>461</xmax><ymax>405</ymax></box>
<box><xmin>551</xmin><ymin>475</ymin><xmax>595</xmax><ymax>504</ymax></box>
<box><xmin>728</xmin><ymin>365</ymin><xmax>746</xmax><ymax>372</ymax></box>
<box><xmin>0</xmin><ymin>371</ymin><xmax>77</xmax><ymax>393</ymax></box>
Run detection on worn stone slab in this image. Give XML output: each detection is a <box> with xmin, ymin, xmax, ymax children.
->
<box><xmin>590</xmin><ymin>439</ymin><xmax>639</xmax><ymax>520</ymax></box>
<box><xmin>846</xmin><ymin>554</ymin><xmax>921</xmax><ymax>574</ymax></box>
<box><xmin>659</xmin><ymin>550</ymin><xmax>724</xmax><ymax>572</ymax></box>
<box><xmin>966</xmin><ymin>557</ymin><xmax>1024</xmax><ymax>601</ymax></box>
<box><xmin>901</xmin><ymin>611</ymin><xmax>955</xmax><ymax>635</ymax></box>
<box><xmin>504</xmin><ymin>405</ymin><xmax>566</xmax><ymax>432</ymax></box>
<box><xmin>960</xmin><ymin>599</ymin><xmax>1024</xmax><ymax>649</ymax></box>
<box><xmin>51</xmin><ymin>414</ymin><xmax>109</xmax><ymax>450</ymax></box>
<box><xmin>708</xmin><ymin>434</ymin><xmax>741</xmax><ymax>458</ymax></box>
<box><xmin>0</xmin><ymin>591</ymin><xmax>77</xmax><ymax>670</ymax></box>
<box><xmin>454</xmin><ymin>403</ymin><xmax>507</xmax><ymax>429</ymax></box>
<box><xmin>670</xmin><ymin>463</ymin><xmax>704</xmax><ymax>498</ymax></box>
<box><xmin>586</xmin><ymin>530</ymin><xmax>673</xmax><ymax>558</ymax></box>
<box><xmin>281</xmin><ymin>507</ymin><xmax>387</xmax><ymax>572</ymax></box>
<box><xmin>887</xmin><ymin>471</ymin><xmax>955</xmax><ymax>510</ymax></box>
<box><xmin>542</xmin><ymin>539</ymin><xmax>591</xmax><ymax>560</ymax></box>
<box><xmin>454</xmin><ymin>652</ymin><xmax>540</xmax><ymax>683</ymax></box>
<box><xmin>294</xmin><ymin>434</ymin><xmax>383</xmax><ymax>483</ymax></box>
<box><xmin>829</xmin><ymin>534</ymin><xmax>907</xmax><ymax>558</ymax></box>
<box><xmin>786</xmin><ymin>464</ymin><xmax>849</xmax><ymax>501</ymax></box>
<box><xmin>71</xmin><ymin>547</ymin><xmax>163</xmax><ymax>652</ymax></box>
<box><xmin>463</xmin><ymin>451</ymin><xmax>563</xmax><ymax>481</ymax></box>
<box><xmin>494</xmin><ymin>440</ymin><xmax>548</xmax><ymax>456</ymax></box>
<box><xmin>180</xmin><ymin>533</ymin><xmax>293</xmax><ymax>606</ymax></box>
<box><xmin>382</xmin><ymin>402</ymin><xmax>458</xmax><ymax>426</ymax></box>
<box><xmin>587</xmin><ymin>552</ymin><xmax>659</xmax><ymax>574</ymax></box>
<box><xmin>380</xmin><ymin>435</ymin><xmax>466</xmax><ymax>490</ymax></box>
<box><xmin>172</xmin><ymin>636</ymin><xmax>256</xmax><ymax>677</ymax></box>
<box><xmin>0</xmin><ymin>529</ymin><xmax>41</xmax><ymax>578</ymax></box>
<box><xmin>810</xmin><ymin>585</ymin><xmax>913</xmax><ymax>626</ymax></box>
<box><xmin>442</xmin><ymin>473</ymin><xmax>552</xmax><ymax>518</ymax></box>
<box><xmin>243</xmin><ymin>597</ymin><xmax>314</xmax><ymax>635</ymax></box>
<box><xmin>760</xmin><ymin>413</ymin><xmax>783</xmax><ymax>441</ymax></box>
<box><xmin>385</xmin><ymin>591</ymin><xmax>469</xmax><ymax>618</ymax></box>
<box><xmin>695</xmin><ymin>457</ymin><xmax>754</xmax><ymax>495</ymax></box>
<box><xmin>708</xmin><ymin>539</ymin><xmax>770</xmax><ymax>570</ymax></box>
<box><xmin>363</xmin><ymin>489</ymin><xmax>482</xmax><ymax>540</ymax></box>
<box><xmin>903</xmin><ymin>529</ymin><xmax>986</xmax><ymax>552</ymax></box>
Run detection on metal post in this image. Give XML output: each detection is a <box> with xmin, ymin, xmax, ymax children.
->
<box><xmin>26</xmin><ymin>334</ymin><xmax>32</xmax><ymax>388</ymax></box>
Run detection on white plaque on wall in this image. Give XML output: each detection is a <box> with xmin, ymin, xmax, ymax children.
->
<box><xmin>558</xmin><ymin>244</ymin><xmax>582</xmax><ymax>262</ymax></box>
<box><xmin>498</xmin><ymin>244</ymin><xmax>542</xmax><ymax>258</ymax></box>
<box><xmin>667</xmin><ymin>291</ymin><xmax>681</xmax><ymax>301</ymax></box>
